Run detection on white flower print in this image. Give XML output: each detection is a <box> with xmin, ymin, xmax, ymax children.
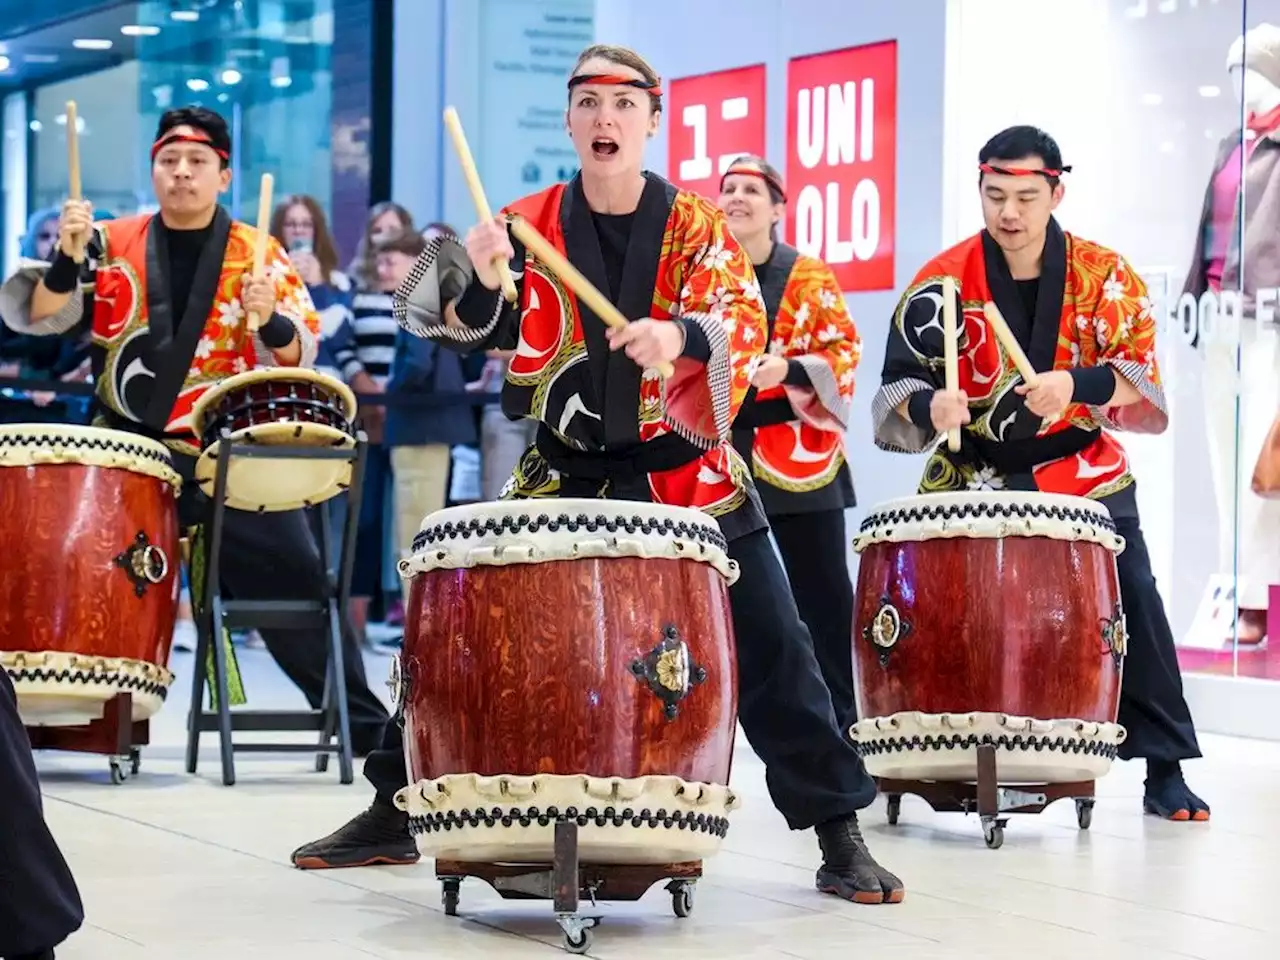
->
<box><xmin>793</xmin><ymin>332</ymin><xmax>813</xmax><ymax>352</ymax></box>
<box><xmin>818</xmin><ymin>289</ymin><xmax>839</xmax><ymax>310</ymax></box>
<box><xmin>217</xmin><ymin>298</ymin><xmax>242</xmax><ymax>327</ymax></box>
<box><xmin>740</xmin><ymin>277</ymin><xmax>762</xmax><ymax>303</ymax></box>
<box><xmin>1102</xmin><ymin>277</ymin><xmax>1125</xmax><ymax>302</ymax></box>
<box><xmin>740</xmin><ymin>324</ymin><xmax>758</xmax><ymax>344</ymax></box>
<box><xmin>839</xmin><ymin>369</ymin><xmax>856</xmax><ymax>390</ymax></box>
<box><xmin>195</xmin><ymin>338</ymin><xmax>215</xmax><ymax>359</ymax></box>
<box><xmin>680</xmin><ymin>283</ymin><xmax>694</xmax><ymax>303</ymax></box>
<box><xmin>1094</xmin><ymin>316</ymin><xmax>1111</xmax><ymax>343</ymax></box>
<box><xmin>1075</xmin><ymin>314</ymin><xmax>1091</xmax><ymax>334</ymax></box>
<box><xmin>702</xmin><ymin>243</ymin><xmax>732</xmax><ymax>271</ymax></box>
<box><xmin>768</xmin><ymin>340</ymin><xmax>785</xmax><ymax>356</ymax></box>
<box><xmin>966</xmin><ymin>466</ymin><xmax>1005</xmax><ymax>490</ymax></box>
<box><xmin>1137</xmin><ymin>295</ymin><xmax>1154</xmax><ymax>321</ymax></box>
<box><xmin>817</xmin><ymin>323</ymin><xmax>842</xmax><ymax>345</ymax></box>
<box><xmin>1069</xmin><ymin>342</ymin><xmax>1082</xmax><ymax>367</ymax></box>
<box><xmin>706</xmin><ymin>286</ymin><xmax>735</xmax><ymax>312</ymax></box>
<box><xmin>794</xmin><ymin>302</ymin><xmax>812</xmax><ymax>328</ymax></box>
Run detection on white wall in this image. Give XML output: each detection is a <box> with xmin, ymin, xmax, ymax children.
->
<box><xmin>391</xmin><ymin>0</ymin><xmax>446</xmax><ymax>226</ymax></box>
<box><xmin>595</xmin><ymin>0</ymin><xmax>951</xmax><ymax>541</ymax></box>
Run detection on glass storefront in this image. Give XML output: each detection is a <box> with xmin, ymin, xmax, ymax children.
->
<box><xmin>945</xmin><ymin>0</ymin><xmax>1280</xmax><ymax>683</ymax></box>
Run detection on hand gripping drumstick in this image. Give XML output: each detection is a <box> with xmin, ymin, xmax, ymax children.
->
<box><xmin>443</xmin><ymin>107</ymin><xmax>519</xmax><ymax>304</ymax></box>
<box><xmin>65</xmin><ymin>100</ymin><xmax>87</xmax><ymax>264</ymax></box>
<box><xmin>982</xmin><ymin>301</ymin><xmax>1041</xmax><ymax>388</ymax></box>
<box><xmin>246</xmin><ymin>173</ymin><xmax>274</xmax><ymax>333</ymax></box>
<box><xmin>509</xmin><ymin>216</ymin><xmax>676</xmax><ymax>380</ymax></box>
<box><xmin>941</xmin><ymin>276</ymin><xmax>961</xmax><ymax>452</ymax></box>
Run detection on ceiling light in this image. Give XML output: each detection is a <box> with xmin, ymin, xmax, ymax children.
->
<box><xmin>0</xmin><ymin>56</ymin><xmax>9</xmax><ymax>72</ymax></box>
<box><xmin>72</xmin><ymin>39</ymin><xmax>113</xmax><ymax>50</ymax></box>
<box><xmin>220</xmin><ymin>68</ymin><xmax>242</xmax><ymax>85</ymax></box>
<box><xmin>170</xmin><ymin>10</ymin><xmax>199</xmax><ymax>22</ymax></box>
<box><xmin>1199</xmin><ymin>85</ymin><xmax>1222</xmax><ymax>98</ymax></box>
<box><xmin>186</xmin><ymin>78</ymin><xmax>209</xmax><ymax>92</ymax></box>
<box><xmin>121</xmin><ymin>25</ymin><xmax>161</xmax><ymax>37</ymax></box>
<box><xmin>270</xmin><ymin>75</ymin><xmax>292</xmax><ymax>88</ymax></box>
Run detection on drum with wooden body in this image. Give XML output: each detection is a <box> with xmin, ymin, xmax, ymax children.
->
<box><xmin>392</xmin><ymin>499</ymin><xmax>742</xmax><ymax>865</ymax></box>
<box><xmin>188</xmin><ymin>367</ymin><xmax>357</xmax><ymax>513</ymax></box>
<box><xmin>850</xmin><ymin>490</ymin><xmax>1128</xmax><ymax>784</ymax></box>
<box><xmin>0</xmin><ymin>425</ymin><xmax>181</xmax><ymax>727</ymax></box>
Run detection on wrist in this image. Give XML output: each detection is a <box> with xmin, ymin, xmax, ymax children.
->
<box><xmin>42</xmin><ymin>249</ymin><xmax>81</xmax><ymax>294</ymax></box>
<box><xmin>1068</xmin><ymin>366</ymin><xmax>1118</xmax><ymax>406</ymax></box>
<box><xmin>258</xmin><ymin>312</ymin><xmax>296</xmax><ymax>349</ymax></box>
<box><xmin>907</xmin><ymin>389</ymin><xmax>936</xmax><ymax>432</ymax></box>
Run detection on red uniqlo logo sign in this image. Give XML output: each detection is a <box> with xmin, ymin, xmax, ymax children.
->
<box><xmin>667</xmin><ymin>64</ymin><xmax>767</xmax><ymax>200</ymax></box>
<box><xmin>785</xmin><ymin>41</ymin><xmax>898</xmax><ymax>292</ymax></box>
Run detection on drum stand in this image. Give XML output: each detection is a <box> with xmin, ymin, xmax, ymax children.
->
<box><xmin>435</xmin><ymin>821</ymin><xmax>701</xmax><ymax>954</ymax></box>
<box><xmin>184</xmin><ymin>430</ymin><xmax>369</xmax><ymax>787</ymax></box>
<box><xmin>877</xmin><ymin>743</ymin><xmax>1097</xmax><ymax>849</ymax></box>
<box><xmin>24</xmin><ymin>692</ymin><xmax>148</xmax><ymax>785</ymax></box>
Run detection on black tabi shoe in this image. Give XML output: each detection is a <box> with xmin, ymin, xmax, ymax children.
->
<box><xmin>290</xmin><ymin>801</ymin><xmax>421</xmax><ymax>870</ymax></box>
<box><xmin>1143</xmin><ymin>760</ymin><xmax>1211</xmax><ymax>822</ymax></box>
<box><xmin>814</xmin><ymin>812</ymin><xmax>905</xmax><ymax>905</ymax></box>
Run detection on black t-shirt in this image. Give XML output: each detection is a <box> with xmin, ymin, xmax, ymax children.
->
<box><xmin>590</xmin><ymin>210</ymin><xmax>635</xmax><ymax>303</ymax></box>
<box><xmin>164</xmin><ymin>222</ymin><xmax>215</xmax><ymax>333</ymax></box>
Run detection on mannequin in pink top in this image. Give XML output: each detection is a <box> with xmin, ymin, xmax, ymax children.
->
<box><xmin>1183</xmin><ymin>23</ymin><xmax>1280</xmax><ymax>648</ymax></box>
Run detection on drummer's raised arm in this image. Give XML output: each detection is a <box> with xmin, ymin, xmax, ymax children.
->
<box><xmin>392</xmin><ymin>224</ymin><xmax>522</xmax><ymax>355</ymax></box>
<box><xmin>0</xmin><ymin>224</ymin><xmax>101</xmax><ymax>339</ymax></box>
<box><xmin>870</xmin><ymin>280</ymin><xmax>948</xmax><ymax>454</ymax></box>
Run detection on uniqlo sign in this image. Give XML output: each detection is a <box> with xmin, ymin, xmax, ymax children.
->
<box><xmin>667</xmin><ymin>64</ymin><xmax>767</xmax><ymax>199</ymax></box>
<box><xmin>785</xmin><ymin>41</ymin><xmax>897</xmax><ymax>292</ymax></box>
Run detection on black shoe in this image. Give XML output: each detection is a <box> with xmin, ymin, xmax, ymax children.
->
<box><xmin>1143</xmin><ymin>760</ymin><xmax>1211</xmax><ymax>822</ymax></box>
<box><xmin>814</xmin><ymin>812</ymin><xmax>905</xmax><ymax>904</ymax></box>
<box><xmin>290</xmin><ymin>801</ymin><xmax>421</xmax><ymax>870</ymax></box>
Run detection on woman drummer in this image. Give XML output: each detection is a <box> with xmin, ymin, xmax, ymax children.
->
<box><xmin>717</xmin><ymin>155</ymin><xmax>861</xmax><ymax>726</ymax></box>
<box><xmin>292</xmin><ymin>42</ymin><xmax>903</xmax><ymax>906</ymax></box>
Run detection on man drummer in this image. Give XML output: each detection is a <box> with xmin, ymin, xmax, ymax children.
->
<box><xmin>0</xmin><ymin>106</ymin><xmax>391</xmax><ymax>751</ymax></box>
<box><xmin>871</xmin><ymin>124</ymin><xmax>1209</xmax><ymax>821</ymax></box>
<box><xmin>0</xmin><ymin>671</ymin><xmax>83</xmax><ymax>960</ymax></box>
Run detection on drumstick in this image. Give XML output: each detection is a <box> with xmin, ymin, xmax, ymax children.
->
<box><xmin>941</xmin><ymin>276</ymin><xmax>960</xmax><ymax>452</ymax></box>
<box><xmin>246</xmin><ymin>173</ymin><xmax>274</xmax><ymax>333</ymax></box>
<box><xmin>65</xmin><ymin>101</ymin><xmax>86</xmax><ymax>264</ymax></box>
<box><xmin>443</xmin><ymin>106</ymin><xmax>518</xmax><ymax>304</ymax></box>
<box><xmin>509</xmin><ymin>216</ymin><xmax>676</xmax><ymax>379</ymax></box>
<box><xmin>982</xmin><ymin>302</ymin><xmax>1040</xmax><ymax>388</ymax></box>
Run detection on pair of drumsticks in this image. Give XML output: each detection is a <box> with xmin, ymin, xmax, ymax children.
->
<box><xmin>442</xmin><ymin>106</ymin><xmax>676</xmax><ymax>380</ymax></box>
<box><xmin>63</xmin><ymin>99</ymin><xmax>275</xmax><ymax>332</ymax></box>
<box><xmin>939</xmin><ymin>278</ymin><xmax>1039</xmax><ymax>452</ymax></box>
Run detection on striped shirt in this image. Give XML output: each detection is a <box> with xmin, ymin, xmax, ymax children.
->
<box><xmin>336</xmin><ymin>288</ymin><xmax>398</xmax><ymax>386</ymax></box>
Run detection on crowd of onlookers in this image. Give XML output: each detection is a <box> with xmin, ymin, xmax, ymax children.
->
<box><xmin>0</xmin><ymin>197</ymin><xmax>534</xmax><ymax>652</ymax></box>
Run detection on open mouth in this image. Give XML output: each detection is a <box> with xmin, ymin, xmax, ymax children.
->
<box><xmin>591</xmin><ymin>138</ymin><xmax>619</xmax><ymax>158</ymax></box>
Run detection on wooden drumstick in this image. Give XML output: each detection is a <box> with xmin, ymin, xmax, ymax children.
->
<box><xmin>941</xmin><ymin>276</ymin><xmax>960</xmax><ymax>452</ymax></box>
<box><xmin>246</xmin><ymin>173</ymin><xmax>274</xmax><ymax>333</ymax></box>
<box><xmin>443</xmin><ymin>106</ymin><xmax>518</xmax><ymax>304</ymax></box>
<box><xmin>65</xmin><ymin>100</ymin><xmax>86</xmax><ymax>264</ymax></box>
<box><xmin>983</xmin><ymin>301</ymin><xmax>1040</xmax><ymax>388</ymax></box>
<box><xmin>510</xmin><ymin>216</ymin><xmax>676</xmax><ymax>379</ymax></box>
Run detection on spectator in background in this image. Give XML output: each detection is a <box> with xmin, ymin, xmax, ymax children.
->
<box><xmin>348</xmin><ymin>202</ymin><xmax>415</xmax><ymax>292</ymax></box>
<box><xmin>467</xmin><ymin>346</ymin><xmax>536</xmax><ymax>501</ymax></box>
<box><xmin>384</xmin><ymin>228</ymin><xmax>477</xmax><ymax>571</ymax></box>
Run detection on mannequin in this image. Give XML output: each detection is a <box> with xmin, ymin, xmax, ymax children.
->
<box><xmin>1183</xmin><ymin>23</ymin><xmax>1280</xmax><ymax>647</ymax></box>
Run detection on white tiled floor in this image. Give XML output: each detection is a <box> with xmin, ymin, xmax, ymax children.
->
<box><xmin>32</xmin><ymin>646</ymin><xmax>1279</xmax><ymax>959</ymax></box>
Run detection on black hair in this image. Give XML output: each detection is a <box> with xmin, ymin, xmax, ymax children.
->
<box><xmin>154</xmin><ymin>107</ymin><xmax>232</xmax><ymax>169</ymax></box>
<box><xmin>978</xmin><ymin>125</ymin><xmax>1067</xmax><ymax>187</ymax></box>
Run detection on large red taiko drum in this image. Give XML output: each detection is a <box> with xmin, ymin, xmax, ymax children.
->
<box><xmin>850</xmin><ymin>491</ymin><xmax>1128</xmax><ymax>784</ymax></box>
<box><xmin>0</xmin><ymin>425</ymin><xmax>181</xmax><ymax>727</ymax></box>
<box><xmin>392</xmin><ymin>499</ymin><xmax>741</xmax><ymax>864</ymax></box>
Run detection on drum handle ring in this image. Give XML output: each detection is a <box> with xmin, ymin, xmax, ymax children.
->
<box><xmin>113</xmin><ymin>531</ymin><xmax>170</xmax><ymax>598</ymax></box>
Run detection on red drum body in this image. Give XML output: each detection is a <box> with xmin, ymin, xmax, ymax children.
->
<box><xmin>850</xmin><ymin>491</ymin><xmax>1128</xmax><ymax>783</ymax></box>
<box><xmin>188</xmin><ymin>368</ymin><xmax>358</xmax><ymax>512</ymax></box>
<box><xmin>393</xmin><ymin>499</ymin><xmax>741</xmax><ymax>865</ymax></box>
<box><xmin>0</xmin><ymin>425</ymin><xmax>182</xmax><ymax>727</ymax></box>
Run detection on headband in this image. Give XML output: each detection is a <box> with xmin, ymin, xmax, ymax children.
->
<box><xmin>150</xmin><ymin>131</ymin><xmax>230</xmax><ymax>163</ymax></box>
<box><xmin>721</xmin><ymin>163</ymin><xmax>787</xmax><ymax>202</ymax></box>
<box><xmin>568</xmin><ymin>73</ymin><xmax>663</xmax><ymax>98</ymax></box>
<box><xmin>979</xmin><ymin>162</ymin><xmax>1072</xmax><ymax>179</ymax></box>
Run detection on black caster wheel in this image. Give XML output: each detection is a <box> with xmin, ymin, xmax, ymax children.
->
<box><xmin>1075</xmin><ymin>799</ymin><xmax>1094</xmax><ymax>830</ymax></box>
<box><xmin>440</xmin><ymin>878</ymin><xmax>461</xmax><ymax>916</ymax></box>
<box><xmin>885</xmin><ymin>794</ymin><xmax>902</xmax><ymax>826</ymax></box>
<box><xmin>130</xmin><ymin>747</ymin><xmax>141</xmax><ymax>776</ymax></box>
<box><xmin>564</xmin><ymin>928</ymin><xmax>592</xmax><ymax>954</ymax></box>
<box><xmin>981</xmin><ymin>818</ymin><xmax>1004</xmax><ymax>850</ymax></box>
<box><xmin>669</xmin><ymin>880</ymin><xmax>694</xmax><ymax>918</ymax></box>
<box><xmin>109</xmin><ymin>758</ymin><xmax>128</xmax><ymax>785</ymax></box>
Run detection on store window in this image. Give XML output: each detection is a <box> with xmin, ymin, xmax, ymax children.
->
<box><xmin>945</xmin><ymin>0</ymin><xmax>1280</xmax><ymax>682</ymax></box>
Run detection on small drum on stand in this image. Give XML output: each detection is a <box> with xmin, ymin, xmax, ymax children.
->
<box><xmin>0</xmin><ymin>424</ymin><xmax>182</xmax><ymax>783</ymax></box>
<box><xmin>393</xmin><ymin>499</ymin><xmax>742</xmax><ymax>953</ymax></box>
<box><xmin>850</xmin><ymin>490</ymin><xmax>1128</xmax><ymax>849</ymax></box>
<box><xmin>188</xmin><ymin>368</ymin><xmax>357</xmax><ymax>513</ymax></box>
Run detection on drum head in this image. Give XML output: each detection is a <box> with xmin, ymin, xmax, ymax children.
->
<box><xmin>0</xmin><ymin>423</ymin><xmax>181</xmax><ymax>490</ymax></box>
<box><xmin>190</xmin><ymin>367</ymin><xmax>358</xmax><ymax>438</ymax></box>
<box><xmin>194</xmin><ymin>421</ymin><xmax>354</xmax><ymax>512</ymax></box>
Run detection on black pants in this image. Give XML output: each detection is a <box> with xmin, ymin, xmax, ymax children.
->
<box><xmin>0</xmin><ymin>672</ymin><xmax>83</xmax><ymax>958</ymax></box>
<box><xmin>1113</xmin><ymin>515</ymin><xmax>1202</xmax><ymax>763</ymax></box>
<box><xmin>365</xmin><ymin>528</ymin><xmax>875</xmax><ymax>831</ymax></box>
<box><xmin>351</xmin><ymin>444</ymin><xmax>391</xmax><ymax>599</ymax></box>
<box><xmin>770</xmin><ymin>509</ymin><xmax>857</xmax><ymax>728</ymax></box>
<box><xmin>180</xmin><ymin>494</ymin><xmax>391</xmax><ymax>741</ymax></box>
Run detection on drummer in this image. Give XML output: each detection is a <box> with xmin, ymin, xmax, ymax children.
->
<box><xmin>871</xmin><ymin>124</ymin><xmax>1209</xmax><ymax>822</ymax></box>
<box><xmin>291</xmin><ymin>43</ymin><xmax>904</xmax><ymax>906</ymax></box>
<box><xmin>717</xmin><ymin>155</ymin><xmax>861</xmax><ymax>725</ymax></box>
<box><xmin>0</xmin><ymin>105</ymin><xmax>391</xmax><ymax>753</ymax></box>
<box><xmin>0</xmin><ymin>670</ymin><xmax>84</xmax><ymax>960</ymax></box>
